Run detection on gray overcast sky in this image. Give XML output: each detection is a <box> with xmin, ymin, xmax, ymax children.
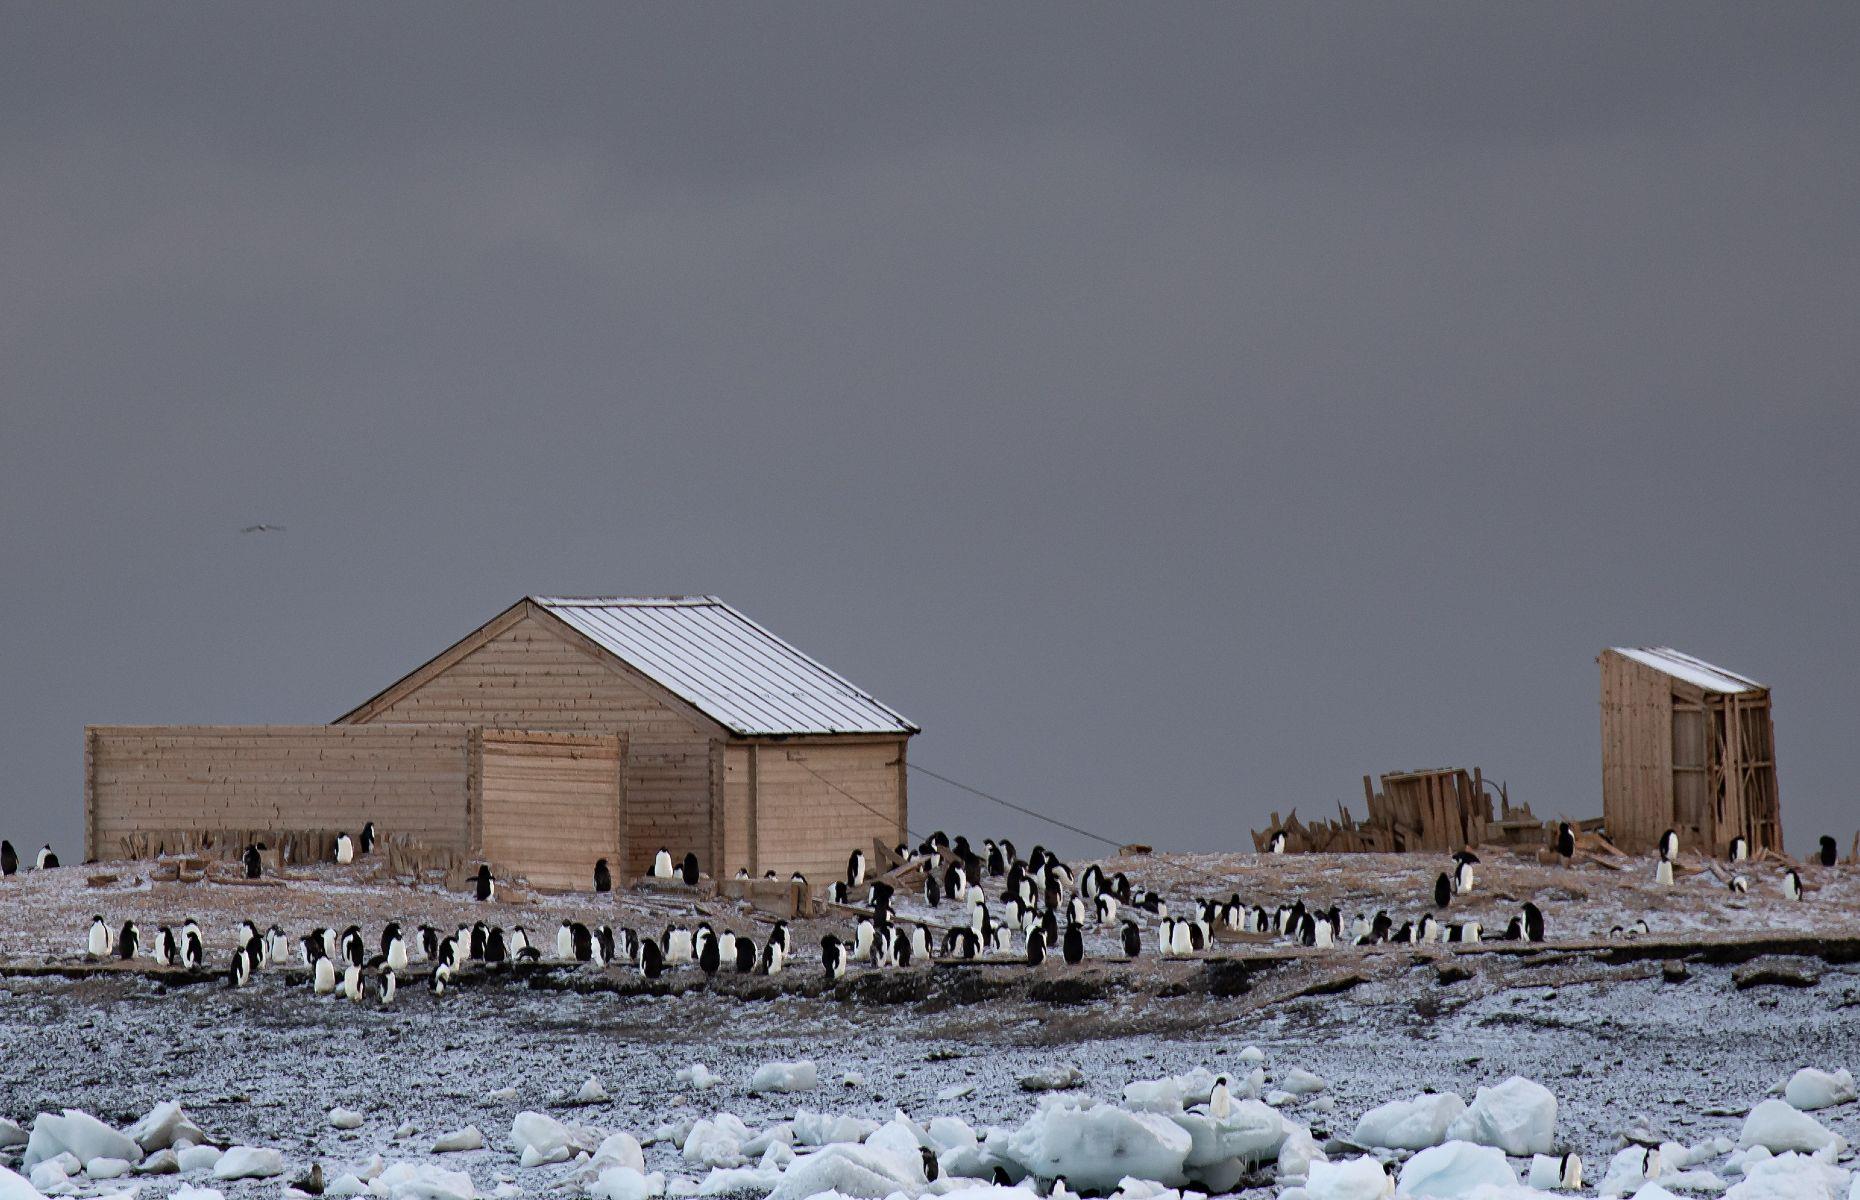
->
<box><xmin>4</xmin><ymin>4</ymin><xmax>1857</xmax><ymax>860</ymax></box>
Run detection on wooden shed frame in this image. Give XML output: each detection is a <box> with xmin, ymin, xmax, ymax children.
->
<box><xmin>1599</xmin><ymin>647</ymin><xmax>1780</xmax><ymax>855</ymax></box>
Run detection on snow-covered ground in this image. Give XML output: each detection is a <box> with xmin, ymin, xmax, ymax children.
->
<box><xmin>4</xmin><ymin>848</ymin><xmax>1860</xmax><ymax>1199</ymax></box>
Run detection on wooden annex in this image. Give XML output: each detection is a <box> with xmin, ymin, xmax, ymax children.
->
<box><xmin>1599</xmin><ymin>646</ymin><xmax>1780</xmax><ymax>856</ymax></box>
<box><xmin>1252</xmin><ymin>766</ymin><xmax>1549</xmax><ymax>853</ymax></box>
<box><xmin>83</xmin><ymin>595</ymin><xmax>916</xmax><ymax>891</ymax></box>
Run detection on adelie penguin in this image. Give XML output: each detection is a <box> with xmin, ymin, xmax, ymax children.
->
<box><xmin>359</xmin><ymin>821</ymin><xmax>377</xmax><ymax>855</ymax></box>
<box><xmin>652</xmin><ymin>848</ymin><xmax>674</xmax><ymax>879</ymax></box>
<box><xmin>229</xmin><ymin>946</ymin><xmax>253</xmax><ymax>989</ymax></box>
<box><xmin>1522</xmin><ymin>901</ymin><xmax>1546</xmax><ymax>943</ymax></box>
<box><xmin>1654</xmin><ymin>857</ymin><xmax>1674</xmax><ymax>886</ymax></box>
<box><xmin>734</xmin><ymin>934</ymin><xmax>758</xmax><ymax>973</ymax></box>
<box><xmin>35</xmin><ymin>844</ymin><xmax>58</xmax><ymax>870</ymax></box>
<box><xmin>1025</xmin><ymin>930</ymin><xmax>1046</xmax><ymax>967</ymax></box>
<box><xmin>1728</xmin><ymin>835</ymin><xmax>1749</xmax><ymax>863</ymax></box>
<box><xmin>1728</xmin><ymin>874</ymin><xmax>1750</xmax><ymax>895</ymax></box>
<box><xmin>474</xmin><ymin>864</ymin><xmax>496</xmax><ymax>902</ymax></box>
<box><xmin>1267</xmin><ymin>830</ymin><xmax>1287</xmax><ymax>854</ymax></box>
<box><xmin>846</xmin><ymin>849</ymin><xmax>866</xmax><ymax>890</ymax></box>
<box><xmin>594</xmin><ymin>858</ymin><xmax>612</xmax><ymax>893</ymax></box>
<box><xmin>1821</xmin><ymin>836</ymin><xmax>1839</xmax><ymax>868</ymax></box>
<box><xmin>1433</xmin><ymin>872</ymin><xmax>1453</xmax><ymax>909</ymax></box>
<box><xmin>821</xmin><ymin>934</ymin><xmax>847</xmax><ymax>980</ymax></box>
<box><xmin>639</xmin><ymin>939</ymin><xmax>665</xmax><ymax>979</ymax></box>
<box><xmin>334</xmin><ymin>833</ymin><xmax>354</xmax><ymax>865</ymax></box>
<box><xmin>681</xmin><ymin>852</ymin><xmax>700</xmax><ymax>886</ymax></box>
<box><xmin>0</xmin><ymin>839</ymin><xmax>15</xmax><ymax>876</ymax></box>
<box><xmin>1061</xmin><ymin>922</ymin><xmax>1085</xmax><ymax>966</ymax></box>
<box><xmin>117</xmin><ymin>920</ymin><xmax>140</xmax><ymax>960</ymax></box>
<box><xmin>1556</xmin><ymin>821</ymin><xmax>1576</xmax><ymax>859</ymax></box>
<box><xmin>1784</xmin><ymin>869</ymin><xmax>1804</xmax><ymax>901</ymax></box>
<box><xmin>699</xmin><ymin>933</ymin><xmax>721</xmax><ymax>977</ymax></box>
<box><xmin>242</xmin><ymin>844</ymin><xmax>263</xmax><ymax>880</ymax></box>
<box><xmin>1659</xmin><ymin>828</ymin><xmax>1679</xmax><ymax>861</ymax></box>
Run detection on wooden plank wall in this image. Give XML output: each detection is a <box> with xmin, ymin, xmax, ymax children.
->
<box><xmin>86</xmin><ymin>724</ymin><xmax>474</xmax><ymax>861</ymax></box>
<box><xmin>342</xmin><ymin>610</ymin><xmax>720</xmax><ymax>877</ymax></box>
<box><xmin>722</xmin><ymin>743</ymin><xmax>753</xmax><ymax>878</ymax></box>
<box><xmin>750</xmin><ymin>739</ymin><xmax>904</xmax><ymax>880</ymax></box>
<box><xmin>477</xmin><ymin>730</ymin><xmax>625</xmax><ymax>891</ymax></box>
<box><xmin>1599</xmin><ymin>650</ymin><xmax>1677</xmax><ymax>854</ymax></box>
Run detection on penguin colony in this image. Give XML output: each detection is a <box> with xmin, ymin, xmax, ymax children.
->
<box><xmin>39</xmin><ymin>811</ymin><xmax>1850</xmax><ymax>993</ymax></box>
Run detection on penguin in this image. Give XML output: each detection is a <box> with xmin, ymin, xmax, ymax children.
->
<box><xmin>1729</xmin><ymin>835</ymin><xmax>1749</xmax><ymax>863</ymax></box>
<box><xmin>597</xmin><ymin>926</ymin><xmax>617</xmax><ymax>966</ymax></box>
<box><xmin>1659</xmin><ymin>828</ymin><xmax>1679</xmax><ymax>861</ymax></box>
<box><xmin>334</xmin><ymin>833</ymin><xmax>354</xmax><ymax>865</ymax></box>
<box><xmin>847</xmin><ymin>849</ymin><xmax>866</xmax><ymax>889</ymax></box>
<box><xmin>243</xmin><ymin>844</ymin><xmax>263</xmax><ymax>880</ymax></box>
<box><xmin>485</xmin><ymin>927</ymin><xmax>510</xmax><ymax>965</ymax></box>
<box><xmin>292</xmin><ymin>1165</ymin><xmax>325</xmax><ymax>1198</ymax></box>
<box><xmin>1556</xmin><ymin>821</ymin><xmax>1576</xmax><ymax>858</ymax></box>
<box><xmin>771</xmin><ymin>920</ymin><xmax>793</xmax><ymax>956</ymax></box>
<box><xmin>822</xmin><ymin>935</ymin><xmax>847</xmax><ymax>980</ymax></box>
<box><xmin>1728</xmin><ymin>874</ymin><xmax>1750</xmax><ymax>894</ymax></box>
<box><xmin>359</xmin><ymin>821</ymin><xmax>377</xmax><ymax>855</ymax></box>
<box><xmin>1784</xmin><ymin>869</ymin><xmax>1803</xmax><ymax>901</ymax></box>
<box><xmin>680</xmin><ymin>852</ymin><xmax>700</xmax><ymax>886</ymax></box>
<box><xmin>1453</xmin><ymin>858</ymin><xmax>1476</xmax><ymax>894</ymax></box>
<box><xmin>760</xmin><ymin>940</ymin><xmax>785</xmax><ymax>975</ymax></box>
<box><xmin>908</xmin><ymin>923</ymin><xmax>929</xmax><ymax>964</ymax></box>
<box><xmin>1655</xmin><ymin>857</ymin><xmax>1674</xmax><ymax>886</ymax></box>
<box><xmin>385</xmin><ymin>928</ymin><xmax>409</xmax><ymax>973</ymax></box>
<box><xmin>640</xmin><ymin>939</ymin><xmax>665</xmax><ymax>979</ymax></box>
<box><xmin>924</xmin><ymin>873</ymin><xmax>942</xmax><ymax>908</ymax></box>
<box><xmin>341</xmin><ymin>925</ymin><xmax>366</xmax><ymax>967</ymax></box>
<box><xmin>791</xmin><ymin>871</ymin><xmax>808</xmax><ymax>887</ymax></box>
<box><xmin>734</xmin><ymin>933</ymin><xmax>758</xmax><ymax>973</ymax></box>
<box><xmin>1172</xmin><ymin>918</ymin><xmax>1195</xmax><ymax>957</ymax></box>
<box><xmin>313</xmin><ymin>952</ymin><xmax>337</xmax><ymax>994</ymax></box>
<box><xmin>1209</xmin><ymin>1075</ymin><xmax>1232</xmax><ymax>1120</ymax></box>
<box><xmin>419</xmin><ymin>925</ymin><xmax>440</xmax><ymax>961</ymax></box>
<box><xmin>229</xmin><ymin>946</ymin><xmax>252</xmax><ymax>989</ymax></box>
<box><xmin>474</xmin><ymin>863</ymin><xmax>495</xmax><ymax>902</ymax></box>
<box><xmin>1418</xmin><ymin>914</ymin><xmax>1440</xmax><ymax>944</ymax></box>
<box><xmin>1433</xmin><ymin>872</ymin><xmax>1452</xmax><ymax>909</ymax></box>
<box><xmin>468</xmin><ymin>922</ymin><xmax>487</xmax><ymax>960</ymax></box>
<box><xmin>1025</xmin><ymin>929</ymin><xmax>1046</xmax><ymax>966</ymax></box>
<box><xmin>830</xmin><ymin>881</ymin><xmax>850</xmax><ymax>905</ymax></box>
<box><xmin>35</xmin><ymin>844</ymin><xmax>59</xmax><ymax>870</ymax></box>
<box><xmin>568</xmin><ymin>922</ymin><xmax>593</xmax><ymax>963</ymax></box>
<box><xmin>86</xmin><ymin>915</ymin><xmax>110</xmax><ymax>959</ymax></box>
<box><xmin>663</xmin><ymin>926</ymin><xmax>694</xmax><ymax>965</ymax></box>
<box><xmin>699</xmin><ymin>934</ymin><xmax>721</xmax><ymax>977</ymax></box>
<box><xmin>987</xmin><ymin>842</ymin><xmax>1007</xmax><ymax>877</ymax></box>
<box><xmin>1522</xmin><ymin>901</ymin><xmax>1545</xmax><ymax>943</ymax></box>
<box><xmin>429</xmin><ymin>962</ymin><xmax>451</xmax><ymax>995</ymax></box>
<box><xmin>1556</xmin><ymin>1152</ymin><xmax>1582</xmax><ymax>1190</ymax></box>
<box><xmin>183</xmin><ymin>925</ymin><xmax>204</xmax><ymax>970</ymax></box>
<box><xmin>1821</xmin><ymin>836</ymin><xmax>1839</xmax><ymax>868</ymax></box>
<box><xmin>853</xmin><ymin>917</ymin><xmax>876</xmax><ymax>961</ymax></box>
<box><xmin>267</xmin><ymin>925</ymin><xmax>290</xmax><ymax>965</ymax></box>
<box><xmin>374</xmin><ymin>967</ymin><xmax>397</xmax><ymax>1004</ymax></box>
<box><xmin>594</xmin><ymin>858</ymin><xmax>612</xmax><ymax>893</ymax></box>
<box><xmin>735</xmin><ymin>867</ymin><xmax>750</xmax><ymax>880</ymax></box>
<box><xmin>652</xmin><ymin>848</ymin><xmax>674</xmax><ymax>878</ymax></box>
<box><xmin>1061</xmin><ymin>922</ymin><xmax>1085</xmax><ymax>966</ymax></box>
<box><xmin>0</xmin><ymin>839</ymin><xmax>14</xmax><ymax>876</ymax></box>
<box><xmin>341</xmin><ymin>963</ymin><xmax>364</xmax><ymax>1002</ymax></box>
<box><xmin>1267</xmin><ymin>830</ymin><xmax>1287</xmax><ymax>854</ymax></box>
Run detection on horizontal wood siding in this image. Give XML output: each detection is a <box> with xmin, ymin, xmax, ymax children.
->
<box><xmin>86</xmin><ymin>724</ymin><xmax>473</xmax><ymax>859</ymax></box>
<box><xmin>477</xmin><ymin>731</ymin><xmax>624</xmax><ymax>891</ymax></box>
<box><xmin>723</xmin><ymin>743</ymin><xmax>753</xmax><ymax>877</ymax></box>
<box><xmin>752</xmin><ymin>739</ymin><xmax>905</xmax><ymax>880</ymax></box>
<box><xmin>343</xmin><ymin>609</ymin><xmax>718</xmax><ymax>877</ymax></box>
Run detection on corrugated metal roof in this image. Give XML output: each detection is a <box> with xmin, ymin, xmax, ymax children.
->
<box><xmin>532</xmin><ymin>596</ymin><xmax>919</xmax><ymax>737</ymax></box>
<box><xmin>1613</xmin><ymin>646</ymin><xmax>1764</xmax><ymax>694</ymax></box>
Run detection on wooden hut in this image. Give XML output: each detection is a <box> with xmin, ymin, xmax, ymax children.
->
<box><xmin>336</xmin><ymin>596</ymin><xmax>918</xmax><ymax>880</ymax></box>
<box><xmin>1599</xmin><ymin>646</ymin><xmax>1780</xmax><ymax>856</ymax></box>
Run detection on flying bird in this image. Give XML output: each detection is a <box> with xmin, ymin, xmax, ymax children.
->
<box><xmin>239</xmin><ymin>524</ymin><xmax>287</xmax><ymax>534</ymax></box>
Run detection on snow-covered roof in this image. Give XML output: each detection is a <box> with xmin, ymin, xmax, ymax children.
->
<box><xmin>1612</xmin><ymin>646</ymin><xmax>1764</xmax><ymax>694</ymax></box>
<box><xmin>532</xmin><ymin>596</ymin><xmax>919</xmax><ymax>737</ymax></box>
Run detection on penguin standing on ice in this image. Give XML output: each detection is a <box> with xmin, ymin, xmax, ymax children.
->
<box><xmin>1453</xmin><ymin>856</ymin><xmax>1476</xmax><ymax>895</ymax></box>
<box><xmin>640</xmin><ymin>939</ymin><xmax>665</xmax><ymax>979</ymax></box>
<box><xmin>699</xmin><ymin>933</ymin><xmax>721</xmax><ymax>977</ymax></box>
<box><xmin>924</xmin><ymin>873</ymin><xmax>941</xmax><ymax>908</ymax></box>
<box><xmin>474</xmin><ymin>864</ymin><xmax>496</xmax><ymax>902</ymax></box>
<box><xmin>1062</xmin><ymin>923</ymin><xmax>1085</xmax><ymax>966</ymax></box>
<box><xmin>182</xmin><ymin>923</ymin><xmax>204</xmax><ymax>970</ymax></box>
<box><xmin>1025</xmin><ymin>930</ymin><xmax>1045</xmax><ymax>966</ymax></box>
<box><xmin>86</xmin><ymin>915</ymin><xmax>110</xmax><ymax>959</ymax></box>
<box><xmin>359</xmin><ymin>821</ymin><xmax>377</xmax><ymax>855</ymax></box>
<box><xmin>1659</xmin><ymin>828</ymin><xmax>1679</xmax><ymax>861</ymax></box>
<box><xmin>374</xmin><ymin>967</ymin><xmax>397</xmax><ymax>1004</ymax></box>
<box><xmin>341</xmin><ymin>963</ymin><xmax>364</xmax><ymax>1002</ymax></box>
<box><xmin>1209</xmin><ymin>1075</ymin><xmax>1232</xmax><ymax>1119</ymax></box>
<box><xmin>822</xmin><ymin>935</ymin><xmax>847</xmax><ymax>980</ymax></box>
<box><xmin>384</xmin><ymin>926</ymin><xmax>409</xmax><ymax>972</ymax></box>
<box><xmin>1433</xmin><ymin>873</ymin><xmax>1453</xmax><ymax>909</ymax></box>
<box><xmin>1728</xmin><ymin>874</ymin><xmax>1750</xmax><ymax>894</ymax></box>
<box><xmin>681</xmin><ymin>853</ymin><xmax>700</xmax><ymax>886</ymax></box>
<box><xmin>1784</xmin><ymin>869</ymin><xmax>1804</xmax><ymax>901</ymax></box>
<box><xmin>1655</xmin><ymin>857</ymin><xmax>1674</xmax><ymax>886</ymax></box>
<box><xmin>847</xmin><ymin>849</ymin><xmax>866</xmax><ymax>890</ymax></box>
<box><xmin>117</xmin><ymin>920</ymin><xmax>140</xmax><ymax>960</ymax></box>
<box><xmin>313</xmin><ymin>951</ymin><xmax>337</xmax><ymax>994</ymax></box>
<box><xmin>0</xmin><ymin>840</ymin><xmax>14</xmax><ymax>875</ymax></box>
<box><xmin>652</xmin><ymin>848</ymin><xmax>674</xmax><ymax>878</ymax></box>
<box><xmin>1821</xmin><ymin>836</ymin><xmax>1839</xmax><ymax>868</ymax></box>
<box><xmin>243</xmin><ymin>844</ymin><xmax>263</xmax><ymax>880</ymax></box>
<box><xmin>429</xmin><ymin>963</ymin><xmax>452</xmax><ymax>995</ymax></box>
<box><xmin>334</xmin><ymin>833</ymin><xmax>354</xmax><ymax>865</ymax></box>
<box><xmin>35</xmin><ymin>844</ymin><xmax>58</xmax><ymax>869</ymax></box>
<box><xmin>594</xmin><ymin>858</ymin><xmax>612</xmax><ymax>893</ymax></box>
<box><xmin>734</xmin><ymin>934</ymin><xmax>758</xmax><ymax>973</ymax></box>
<box><xmin>1556</xmin><ymin>822</ymin><xmax>1576</xmax><ymax>858</ymax></box>
<box><xmin>229</xmin><ymin>945</ymin><xmax>253</xmax><ymax>988</ymax></box>
<box><xmin>1522</xmin><ymin>901</ymin><xmax>1546</xmax><ymax>943</ymax></box>
<box><xmin>760</xmin><ymin>939</ymin><xmax>785</xmax><ymax>975</ymax></box>
<box><xmin>1729</xmin><ymin>836</ymin><xmax>1749</xmax><ymax>863</ymax></box>
<box><xmin>1267</xmin><ymin>830</ymin><xmax>1287</xmax><ymax>854</ymax></box>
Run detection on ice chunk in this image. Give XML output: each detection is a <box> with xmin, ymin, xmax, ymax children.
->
<box><xmin>431</xmin><ymin>1127</ymin><xmax>484</xmax><ymax>1153</ymax></box>
<box><xmin>1170</xmin><ymin>1100</ymin><xmax>1286</xmax><ymax>1169</ymax></box>
<box><xmin>1738</xmin><ymin>1100</ymin><xmax>1843</xmax><ymax>1154</ymax></box>
<box><xmin>0</xmin><ymin>1122</ymin><xmax>26</xmax><ymax>1150</ymax></box>
<box><xmin>767</xmin><ymin>1143</ymin><xmax>926</xmax><ymax>1200</ymax></box>
<box><xmin>1444</xmin><ymin>1077</ymin><xmax>1557</xmax><ymax>1156</ymax></box>
<box><xmin>372</xmin><ymin>1161</ymin><xmax>479</xmax><ymax>1200</ymax></box>
<box><xmin>1276</xmin><ymin>1122</ymin><xmax>1325</xmax><ymax>1180</ymax></box>
<box><xmin>676</xmin><ymin>1064</ymin><xmax>719</xmax><ymax>1091</ymax></box>
<box><xmin>325</xmin><ymin>1173</ymin><xmax>370</xmax><ymax>1197</ymax></box>
<box><xmin>682</xmin><ymin>1116</ymin><xmax>751</xmax><ymax>1168</ymax></box>
<box><xmin>594</xmin><ymin>1132</ymin><xmax>646</xmax><ymax>1172</ymax></box>
<box><xmin>509</xmin><ymin>1112</ymin><xmax>597</xmax><ymax>1163</ymax></box>
<box><xmin>1527</xmin><ymin>1152</ymin><xmax>1579</xmax><ymax>1189</ymax></box>
<box><xmin>1278</xmin><ymin>1069</ymin><xmax>1328</xmax><ymax>1097</ymax></box>
<box><xmin>23</xmin><ymin>1110</ymin><xmax>144</xmax><ymax>1169</ymax></box>
<box><xmin>576</xmin><ymin>1076</ymin><xmax>611</xmax><ymax>1104</ymax></box>
<box><xmin>212</xmin><ymin>1146</ymin><xmax>284</xmax><ymax>1179</ymax></box>
<box><xmin>938</xmin><ymin>1084</ymin><xmax>977</xmax><ymax>1101</ymax></box>
<box><xmin>695</xmin><ymin>1166</ymin><xmax>780</xmax><ymax>1195</ymax></box>
<box><xmin>1351</xmin><ymin>1092</ymin><xmax>1465</xmax><ymax>1151</ymax></box>
<box><xmin>1305</xmin><ymin>1156</ymin><xmax>1395</xmax><ymax>1200</ymax></box>
<box><xmin>29</xmin><ymin>1158</ymin><xmax>77</xmax><ymax>1196</ymax></box>
<box><xmin>590</xmin><ymin>1167</ymin><xmax>666</xmax><ymax>1200</ymax></box>
<box><xmin>85</xmin><ymin>1158</ymin><xmax>131</xmax><ymax>1180</ymax></box>
<box><xmin>0</xmin><ymin>1166</ymin><xmax>46</xmax><ymax>1200</ymax></box>
<box><xmin>136</xmin><ymin>1149</ymin><xmax>179</xmax><ymax>1175</ymax></box>
<box><xmin>176</xmin><ymin>1144</ymin><xmax>222</xmax><ymax>1173</ymax></box>
<box><xmin>1002</xmin><ymin>1099</ymin><xmax>1192</xmax><ymax>1191</ymax></box>
<box><xmin>1123</xmin><ymin>1068</ymin><xmax>1218</xmax><ymax>1114</ymax></box>
<box><xmin>1597</xmin><ymin>1146</ymin><xmax>1658</xmax><ymax>1196</ymax></box>
<box><xmin>1396</xmin><ymin>1141</ymin><xmax>1517</xmax><ymax>1196</ymax></box>
<box><xmin>1724</xmin><ymin>1151</ymin><xmax>1847</xmax><ymax>1199</ymax></box>
<box><xmin>927</xmin><ymin>1118</ymin><xmax>978</xmax><ymax>1152</ymax></box>
<box><xmin>171</xmin><ymin>1187</ymin><xmax>228</xmax><ymax>1200</ymax></box>
<box><xmin>750</xmin><ymin>1061</ymin><xmax>819</xmax><ymax>1093</ymax></box>
<box><xmin>792</xmin><ymin>1110</ymin><xmax>879</xmax><ymax>1146</ymax></box>
<box><xmin>126</xmin><ymin>1101</ymin><xmax>205</xmax><ymax>1152</ymax></box>
<box><xmin>1784</xmin><ymin>1069</ymin><xmax>1857</xmax><ymax>1112</ymax></box>
<box><xmin>329</xmin><ymin>1108</ymin><xmax>365</xmax><ymax>1130</ymax></box>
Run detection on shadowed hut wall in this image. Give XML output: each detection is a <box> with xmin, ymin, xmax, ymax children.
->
<box><xmin>85</xmin><ymin>724</ymin><xmax>474</xmax><ymax>860</ymax></box>
<box><xmin>477</xmin><ymin>730</ymin><xmax>625</xmax><ymax>891</ymax></box>
<box><xmin>750</xmin><ymin>738</ymin><xmax>906</xmax><ymax>881</ymax></box>
<box><xmin>1600</xmin><ymin>650</ymin><xmax>1675</xmax><ymax>854</ymax></box>
<box><xmin>339</xmin><ymin>609</ymin><xmax>716</xmax><ymax>876</ymax></box>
